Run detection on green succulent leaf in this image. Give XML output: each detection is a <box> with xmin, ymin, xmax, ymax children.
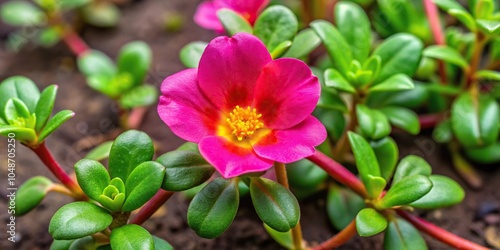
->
<box><xmin>85</xmin><ymin>141</ymin><xmax>113</xmax><ymax>161</ymax></box>
<box><xmin>475</xmin><ymin>70</ymin><xmax>500</xmax><ymax>81</ymax></box>
<box><xmin>451</xmin><ymin>93</ymin><xmax>500</xmax><ymax>148</ymax></box>
<box><xmin>81</xmin><ymin>2</ymin><xmax>120</xmax><ymax>28</ymax></box>
<box><xmin>117</xmin><ymin>41</ymin><xmax>152</xmax><ymax>87</ymax></box>
<box><xmin>0</xmin><ymin>1</ymin><xmax>44</xmax><ymax>26</ymax></box>
<box><xmin>119</xmin><ymin>85</ymin><xmax>158</xmax><ymax>109</ymax></box>
<box><xmin>5</xmin><ymin>98</ymin><xmax>31</xmax><ymax>123</ymax></box>
<box><xmin>356</xmin><ymin>208</ymin><xmax>388</xmax><ymax>237</ymax></box>
<box><xmin>250</xmin><ymin>177</ymin><xmax>300</xmax><ymax>232</ymax></box>
<box><xmin>324</xmin><ymin>68</ymin><xmax>356</xmax><ymax>93</ymax></box>
<box><xmin>433</xmin><ymin>120</ymin><xmax>453</xmax><ymax>143</ymax></box>
<box><xmin>282</xmin><ymin>28</ymin><xmax>321</xmax><ymax>59</ymax></box>
<box><xmin>35</xmin><ymin>85</ymin><xmax>58</xmax><ymax>132</ymax></box>
<box><xmin>0</xmin><ymin>126</ymin><xmax>36</xmax><ymax>143</ymax></box>
<box><xmin>67</xmin><ymin>236</ymin><xmax>95</xmax><ymax>250</ymax></box>
<box><xmin>380</xmin><ymin>106</ymin><xmax>420</xmax><ymax>135</ymax></box>
<box><xmin>153</xmin><ymin>236</ymin><xmax>174</xmax><ymax>250</ymax></box>
<box><xmin>59</xmin><ymin>0</ymin><xmax>91</xmax><ymax>10</ymax></box>
<box><xmin>122</xmin><ymin>161</ymin><xmax>165</xmax><ymax>211</ymax></box>
<box><xmin>38</xmin><ymin>110</ymin><xmax>74</xmax><ymax>143</ymax></box>
<box><xmin>356</xmin><ymin>104</ymin><xmax>391</xmax><ymax>140</ymax></box>
<box><xmin>477</xmin><ymin>20</ymin><xmax>500</xmax><ymax>35</ymax></box>
<box><xmin>393</xmin><ymin>155</ymin><xmax>432</xmax><ymax>185</ymax></box>
<box><xmin>287</xmin><ymin>159</ymin><xmax>328</xmax><ymax>190</ymax></box>
<box><xmin>369</xmin><ymin>74</ymin><xmax>414</xmax><ymax>92</ymax></box>
<box><xmin>326</xmin><ymin>185</ymin><xmax>365</xmax><ymax>231</ymax></box>
<box><xmin>0</xmin><ymin>76</ymin><xmax>40</xmax><ymax>121</ymax></box>
<box><xmin>317</xmin><ymin>88</ymin><xmax>348</xmax><ymax>113</ymax></box>
<box><xmin>449</xmin><ymin>9</ymin><xmax>476</xmax><ymax>31</ymax></box>
<box><xmin>49</xmin><ymin>202</ymin><xmax>112</xmax><ymax>240</ymax></box>
<box><xmin>108</xmin><ymin>130</ymin><xmax>154</xmax><ymax>182</ymax></box>
<box><xmin>110</xmin><ymin>224</ymin><xmax>154</xmax><ymax>250</ymax></box>
<box><xmin>311</xmin><ymin>20</ymin><xmax>352</xmax><ymax>76</ymax></box>
<box><xmin>50</xmin><ymin>239</ymin><xmax>76</xmax><ymax>250</ymax></box>
<box><xmin>367</xmin><ymin>83</ymin><xmax>429</xmax><ymax>109</ymax></box>
<box><xmin>217</xmin><ymin>9</ymin><xmax>253</xmax><ymax>36</ymax></box>
<box><xmin>384</xmin><ymin>218</ymin><xmax>428</xmax><ymax>250</ymax></box>
<box><xmin>15</xmin><ymin>176</ymin><xmax>52</xmax><ymax>216</ymax></box>
<box><xmin>378</xmin><ymin>175</ymin><xmax>433</xmax><ymax>208</ymax></box>
<box><xmin>474</xmin><ymin>0</ymin><xmax>494</xmax><ymax>19</ymax></box>
<box><xmin>423</xmin><ymin>45</ymin><xmax>469</xmax><ymax>69</ymax></box>
<box><xmin>270</xmin><ymin>40</ymin><xmax>292</xmax><ymax>59</ymax></box>
<box><xmin>372</xmin><ymin>33</ymin><xmax>423</xmax><ymax>82</ymax></box>
<box><xmin>179</xmin><ymin>42</ymin><xmax>208</xmax><ymax>68</ymax></box>
<box><xmin>263</xmin><ymin>224</ymin><xmax>293</xmax><ymax>250</ymax></box>
<box><xmin>254</xmin><ymin>5</ymin><xmax>298</xmax><ymax>52</ymax></box>
<box><xmin>77</xmin><ymin>50</ymin><xmax>116</xmax><ymax>78</ymax></box>
<box><xmin>348</xmin><ymin>132</ymin><xmax>382</xmax><ymax>198</ymax></box>
<box><xmin>187</xmin><ymin>178</ymin><xmax>239</xmax><ymax>238</ymax></box>
<box><xmin>370</xmin><ymin>137</ymin><xmax>399</xmax><ymax>181</ymax></box>
<box><xmin>156</xmin><ymin>150</ymin><xmax>214</xmax><ymax>191</ymax></box>
<box><xmin>366</xmin><ymin>175</ymin><xmax>387</xmax><ymax>200</ymax></box>
<box><xmin>410</xmin><ymin>175</ymin><xmax>465</xmax><ymax>209</ymax></box>
<box><xmin>433</xmin><ymin>0</ymin><xmax>467</xmax><ymax>12</ymax></box>
<box><xmin>465</xmin><ymin>142</ymin><xmax>500</xmax><ymax>164</ymax></box>
<box><xmin>335</xmin><ymin>1</ymin><xmax>371</xmax><ymax>63</ymax></box>
<box><xmin>74</xmin><ymin>159</ymin><xmax>110</xmax><ymax>201</ymax></box>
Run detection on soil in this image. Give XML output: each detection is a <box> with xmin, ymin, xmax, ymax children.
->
<box><xmin>0</xmin><ymin>0</ymin><xmax>499</xmax><ymax>249</ymax></box>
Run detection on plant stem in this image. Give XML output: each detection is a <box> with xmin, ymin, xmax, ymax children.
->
<box><xmin>61</xmin><ymin>28</ymin><xmax>89</xmax><ymax>57</ymax></box>
<box><xmin>128</xmin><ymin>107</ymin><xmax>149</xmax><ymax>130</ymax></box>
<box><xmin>448</xmin><ymin>142</ymin><xmax>483</xmax><ymax>189</ymax></box>
<box><xmin>30</xmin><ymin>142</ymin><xmax>86</xmax><ymax>200</ymax></box>
<box><xmin>300</xmin><ymin>0</ymin><xmax>312</xmax><ymax>25</ymax></box>
<box><xmin>129</xmin><ymin>189</ymin><xmax>174</xmax><ymax>225</ymax></box>
<box><xmin>398</xmin><ymin>211</ymin><xmax>489</xmax><ymax>250</ymax></box>
<box><xmin>274</xmin><ymin>162</ymin><xmax>304</xmax><ymax>250</ymax></box>
<box><xmin>48</xmin><ymin>183</ymin><xmax>79</xmax><ymax>199</ymax></box>
<box><xmin>312</xmin><ymin>219</ymin><xmax>356</xmax><ymax>250</ymax></box>
<box><xmin>466</xmin><ymin>33</ymin><xmax>487</xmax><ymax>89</ymax></box>
<box><xmin>307</xmin><ymin>151</ymin><xmax>367</xmax><ymax>198</ymax></box>
<box><xmin>423</xmin><ymin>0</ymin><xmax>447</xmax><ymax>84</ymax></box>
<box><xmin>418</xmin><ymin>112</ymin><xmax>444</xmax><ymax>129</ymax></box>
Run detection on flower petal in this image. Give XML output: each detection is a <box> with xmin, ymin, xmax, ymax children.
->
<box><xmin>199</xmin><ymin>136</ymin><xmax>274</xmax><ymax>178</ymax></box>
<box><xmin>253</xmin><ymin>58</ymin><xmax>320</xmax><ymax>129</ymax></box>
<box><xmin>158</xmin><ymin>69</ymin><xmax>220</xmax><ymax>142</ymax></box>
<box><xmin>194</xmin><ymin>1</ymin><xmax>224</xmax><ymax>32</ymax></box>
<box><xmin>216</xmin><ymin>0</ymin><xmax>270</xmax><ymax>23</ymax></box>
<box><xmin>252</xmin><ymin>116</ymin><xmax>326</xmax><ymax>163</ymax></box>
<box><xmin>198</xmin><ymin>33</ymin><xmax>272</xmax><ymax>111</ymax></box>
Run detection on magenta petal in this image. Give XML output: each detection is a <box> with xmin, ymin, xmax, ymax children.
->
<box><xmin>253</xmin><ymin>58</ymin><xmax>320</xmax><ymax>130</ymax></box>
<box><xmin>199</xmin><ymin>136</ymin><xmax>274</xmax><ymax>178</ymax></box>
<box><xmin>198</xmin><ymin>33</ymin><xmax>272</xmax><ymax>111</ymax></box>
<box><xmin>216</xmin><ymin>0</ymin><xmax>270</xmax><ymax>23</ymax></box>
<box><xmin>194</xmin><ymin>1</ymin><xmax>224</xmax><ymax>32</ymax></box>
<box><xmin>252</xmin><ymin>116</ymin><xmax>327</xmax><ymax>163</ymax></box>
<box><xmin>158</xmin><ymin>69</ymin><xmax>220</xmax><ymax>143</ymax></box>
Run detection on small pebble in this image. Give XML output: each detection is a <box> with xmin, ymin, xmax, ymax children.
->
<box><xmin>484</xmin><ymin>214</ymin><xmax>500</xmax><ymax>225</ymax></box>
<box><xmin>475</xmin><ymin>201</ymin><xmax>499</xmax><ymax>220</ymax></box>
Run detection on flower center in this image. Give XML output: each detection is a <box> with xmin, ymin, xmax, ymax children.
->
<box><xmin>226</xmin><ymin>105</ymin><xmax>264</xmax><ymax>141</ymax></box>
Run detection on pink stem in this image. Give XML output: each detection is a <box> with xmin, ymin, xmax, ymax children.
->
<box><xmin>419</xmin><ymin>113</ymin><xmax>443</xmax><ymax>129</ymax></box>
<box><xmin>130</xmin><ymin>189</ymin><xmax>174</xmax><ymax>225</ymax></box>
<box><xmin>30</xmin><ymin>142</ymin><xmax>85</xmax><ymax>199</ymax></box>
<box><xmin>398</xmin><ymin>211</ymin><xmax>489</xmax><ymax>250</ymax></box>
<box><xmin>307</xmin><ymin>151</ymin><xmax>367</xmax><ymax>198</ymax></box>
<box><xmin>423</xmin><ymin>0</ymin><xmax>448</xmax><ymax>84</ymax></box>
<box><xmin>62</xmin><ymin>29</ymin><xmax>89</xmax><ymax>57</ymax></box>
<box><xmin>128</xmin><ymin>107</ymin><xmax>148</xmax><ymax>130</ymax></box>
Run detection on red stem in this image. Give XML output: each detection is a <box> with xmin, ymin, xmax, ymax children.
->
<box><xmin>312</xmin><ymin>219</ymin><xmax>357</xmax><ymax>250</ymax></box>
<box><xmin>130</xmin><ymin>189</ymin><xmax>174</xmax><ymax>225</ymax></box>
<box><xmin>419</xmin><ymin>113</ymin><xmax>443</xmax><ymax>129</ymax></box>
<box><xmin>398</xmin><ymin>211</ymin><xmax>488</xmax><ymax>250</ymax></box>
<box><xmin>30</xmin><ymin>142</ymin><xmax>85</xmax><ymax>199</ymax></box>
<box><xmin>423</xmin><ymin>0</ymin><xmax>448</xmax><ymax>84</ymax></box>
<box><xmin>62</xmin><ymin>29</ymin><xmax>89</xmax><ymax>57</ymax></box>
<box><xmin>307</xmin><ymin>151</ymin><xmax>367</xmax><ymax>198</ymax></box>
<box><xmin>128</xmin><ymin>107</ymin><xmax>149</xmax><ymax>130</ymax></box>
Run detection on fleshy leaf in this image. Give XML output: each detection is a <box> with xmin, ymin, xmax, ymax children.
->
<box><xmin>368</xmin><ymin>74</ymin><xmax>414</xmax><ymax>92</ymax></box>
<box><xmin>393</xmin><ymin>155</ymin><xmax>432</xmax><ymax>185</ymax></box>
<box><xmin>49</xmin><ymin>202</ymin><xmax>112</xmax><ymax>240</ymax></box>
<box><xmin>119</xmin><ymin>85</ymin><xmax>158</xmax><ymax>109</ymax></box>
<box><xmin>117</xmin><ymin>41</ymin><xmax>152</xmax><ymax>87</ymax></box>
<box><xmin>110</xmin><ymin>225</ymin><xmax>154</xmax><ymax>250</ymax></box>
<box><xmin>348</xmin><ymin>132</ymin><xmax>381</xmax><ymax>198</ymax></box>
<box><xmin>254</xmin><ymin>5</ymin><xmax>298</xmax><ymax>52</ymax></box>
<box><xmin>370</xmin><ymin>137</ymin><xmax>399</xmax><ymax>181</ymax></box>
<box><xmin>311</xmin><ymin>20</ymin><xmax>352</xmax><ymax>76</ymax></box>
<box><xmin>356</xmin><ymin>104</ymin><xmax>391</xmax><ymax>140</ymax></box>
<box><xmin>187</xmin><ymin>178</ymin><xmax>239</xmax><ymax>238</ymax></box>
<box><xmin>74</xmin><ymin>159</ymin><xmax>110</xmax><ymax>201</ymax></box>
<box><xmin>15</xmin><ymin>176</ymin><xmax>53</xmax><ymax>216</ymax></box>
<box><xmin>35</xmin><ymin>85</ymin><xmax>57</xmax><ymax>132</ymax></box>
<box><xmin>410</xmin><ymin>175</ymin><xmax>465</xmax><ymax>209</ymax></box>
<box><xmin>282</xmin><ymin>28</ymin><xmax>321</xmax><ymax>59</ymax></box>
<box><xmin>423</xmin><ymin>45</ymin><xmax>468</xmax><ymax>69</ymax></box>
<box><xmin>156</xmin><ymin>150</ymin><xmax>214</xmax><ymax>191</ymax></box>
<box><xmin>250</xmin><ymin>177</ymin><xmax>300</xmax><ymax>232</ymax></box>
<box><xmin>85</xmin><ymin>141</ymin><xmax>113</xmax><ymax>161</ymax></box>
<box><xmin>179</xmin><ymin>42</ymin><xmax>207</xmax><ymax>68</ymax></box>
<box><xmin>324</xmin><ymin>68</ymin><xmax>356</xmax><ymax>93</ymax></box>
<box><xmin>217</xmin><ymin>8</ymin><xmax>253</xmax><ymax>36</ymax></box>
<box><xmin>38</xmin><ymin>110</ymin><xmax>74</xmax><ymax>142</ymax></box>
<box><xmin>356</xmin><ymin>208</ymin><xmax>388</xmax><ymax>237</ymax></box>
<box><xmin>335</xmin><ymin>1</ymin><xmax>371</xmax><ymax>62</ymax></box>
<box><xmin>122</xmin><ymin>161</ymin><xmax>165</xmax><ymax>211</ymax></box>
<box><xmin>0</xmin><ymin>76</ymin><xmax>40</xmax><ymax>121</ymax></box>
<box><xmin>379</xmin><ymin>106</ymin><xmax>420</xmax><ymax>135</ymax></box>
<box><xmin>384</xmin><ymin>218</ymin><xmax>428</xmax><ymax>250</ymax></box>
<box><xmin>77</xmin><ymin>50</ymin><xmax>116</xmax><ymax>78</ymax></box>
<box><xmin>378</xmin><ymin>175</ymin><xmax>433</xmax><ymax>208</ymax></box>
<box><xmin>326</xmin><ymin>185</ymin><xmax>365</xmax><ymax>231</ymax></box>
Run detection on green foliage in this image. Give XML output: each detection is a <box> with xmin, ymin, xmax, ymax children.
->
<box><xmin>15</xmin><ymin>176</ymin><xmax>53</xmax><ymax>216</ymax></box>
<box><xmin>254</xmin><ymin>6</ymin><xmax>298</xmax><ymax>52</ymax></box>
<box><xmin>0</xmin><ymin>1</ymin><xmax>44</xmax><ymax>26</ymax></box>
<box><xmin>217</xmin><ymin>9</ymin><xmax>253</xmax><ymax>36</ymax></box>
<box><xmin>180</xmin><ymin>42</ymin><xmax>207</xmax><ymax>68</ymax></box>
<box><xmin>110</xmin><ymin>225</ymin><xmax>154</xmax><ymax>250</ymax></box>
<box><xmin>327</xmin><ymin>185</ymin><xmax>365</xmax><ymax>230</ymax></box>
<box><xmin>384</xmin><ymin>218</ymin><xmax>428</xmax><ymax>250</ymax></box>
<box><xmin>122</xmin><ymin>161</ymin><xmax>165</xmax><ymax>211</ymax></box>
<box><xmin>187</xmin><ymin>178</ymin><xmax>239</xmax><ymax>238</ymax></box>
<box><xmin>356</xmin><ymin>208</ymin><xmax>387</xmax><ymax>237</ymax></box>
<box><xmin>250</xmin><ymin>177</ymin><xmax>300</xmax><ymax>232</ymax></box>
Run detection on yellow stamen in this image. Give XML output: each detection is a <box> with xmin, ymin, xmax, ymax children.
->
<box><xmin>226</xmin><ymin>105</ymin><xmax>264</xmax><ymax>141</ymax></box>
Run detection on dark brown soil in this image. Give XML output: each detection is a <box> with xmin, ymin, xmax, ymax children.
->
<box><xmin>0</xmin><ymin>0</ymin><xmax>498</xmax><ymax>249</ymax></box>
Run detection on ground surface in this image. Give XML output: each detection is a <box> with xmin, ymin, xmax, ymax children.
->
<box><xmin>0</xmin><ymin>0</ymin><xmax>499</xmax><ymax>249</ymax></box>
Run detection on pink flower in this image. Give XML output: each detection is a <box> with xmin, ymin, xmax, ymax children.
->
<box><xmin>158</xmin><ymin>33</ymin><xmax>326</xmax><ymax>178</ymax></box>
<box><xmin>194</xmin><ymin>0</ymin><xmax>270</xmax><ymax>32</ymax></box>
